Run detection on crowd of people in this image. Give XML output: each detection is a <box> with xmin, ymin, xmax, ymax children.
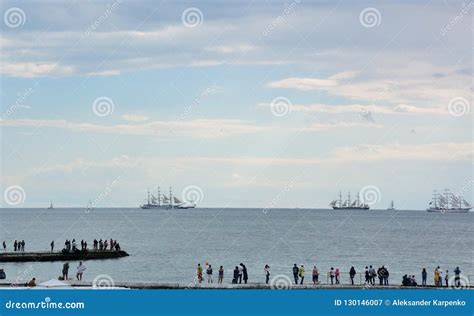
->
<box><xmin>1</xmin><ymin>240</ymin><xmax>26</xmax><ymax>252</ymax></box>
<box><xmin>194</xmin><ymin>263</ymin><xmax>465</xmax><ymax>287</ymax></box>
<box><xmin>58</xmin><ymin>239</ymin><xmax>121</xmax><ymax>253</ymax></box>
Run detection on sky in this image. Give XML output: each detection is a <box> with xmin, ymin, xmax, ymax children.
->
<box><xmin>0</xmin><ymin>0</ymin><xmax>472</xmax><ymax>209</ymax></box>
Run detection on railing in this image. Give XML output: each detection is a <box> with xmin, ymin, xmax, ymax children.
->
<box><xmin>324</xmin><ymin>272</ymin><xmax>364</xmax><ymax>285</ymax></box>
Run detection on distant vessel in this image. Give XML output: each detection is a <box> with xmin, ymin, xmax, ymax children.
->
<box><xmin>140</xmin><ymin>187</ymin><xmax>196</xmax><ymax>209</ymax></box>
<box><xmin>47</xmin><ymin>201</ymin><xmax>54</xmax><ymax>209</ymax></box>
<box><xmin>387</xmin><ymin>200</ymin><xmax>395</xmax><ymax>210</ymax></box>
<box><xmin>427</xmin><ymin>189</ymin><xmax>471</xmax><ymax>213</ymax></box>
<box><xmin>86</xmin><ymin>200</ymin><xmax>94</xmax><ymax>212</ymax></box>
<box><xmin>330</xmin><ymin>191</ymin><xmax>369</xmax><ymax>210</ymax></box>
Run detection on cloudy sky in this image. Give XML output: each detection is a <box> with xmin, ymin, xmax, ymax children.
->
<box><xmin>0</xmin><ymin>0</ymin><xmax>472</xmax><ymax>209</ymax></box>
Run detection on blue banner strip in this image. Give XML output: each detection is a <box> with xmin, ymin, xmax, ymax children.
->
<box><xmin>0</xmin><ymin>289</ymin><xmax>472</xmax><ymax>316</ymax></box>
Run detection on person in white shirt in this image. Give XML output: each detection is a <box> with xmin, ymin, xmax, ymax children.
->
<box><xmin>76</xmin><ymin>261</ymin><xmax>86</xmax><ymax>281</ymax></box>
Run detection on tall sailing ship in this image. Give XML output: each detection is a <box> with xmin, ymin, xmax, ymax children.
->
<box><xmin>427</xmin><ymin>189</ymin><xmax>471</xmax><ymax>213</ymax></box>
<box><xmin>140</xmin><ymin>187</ymin><xmax>196</xmax><ymax>209</ymax></box>
<box><xmin>330</xmin><ymin>191</ymin><xmax>369</xmax><ymax>210</ymax></box>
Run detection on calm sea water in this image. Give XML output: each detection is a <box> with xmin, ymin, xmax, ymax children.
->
<box><xmin>0</xmin><ymin>208</ymin><xmax>472</xmax><ymax>286</ymax></box>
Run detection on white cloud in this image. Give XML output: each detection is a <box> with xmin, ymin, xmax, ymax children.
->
<box><xmin>121</xmin><ymin>114</ymin><xmax>149</xmax><ymax>122</ymax></box>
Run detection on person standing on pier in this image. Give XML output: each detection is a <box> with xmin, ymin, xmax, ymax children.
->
<box><xmin>349</xmin><ymin>266</ymin><xmax>356</xmax><ymax>285</ymax></box>
<box><xmin>299</xmin><ymin>265</ymin><xmax>305</xmax><ymax>285</ymax></box>
<box><xmin>2</xmin><ymin>241</ymin><xmax>6</xmax><ymax>251</ymax></box>
<box><xmin>364</xmin><ymin>266</ymin><xmax>369</xmax><ymax>284</ymax></box>
<box><xmin>241</xmin><ymin>263</ymin><xmax>248</xmax><ymax>284</ymax></box>
<box><xmin>434</xmin><ymin>267</ymin><xmax>439</xmax><ymax>287</ymax></box>
<box><xmin>13</xmin><ymin>240</ymin><xmax>17</xmax><ymax>252</ymax></box>
<box><xmin>421</xmin><ymin>268</ymin><xmax>427</xmax><ymax>286</ymax></box>
<box><xmin>264</xmin><ymin>265</ymin><xmax>270</xmax><ymax>284</ymax></box>
<box><xmin>232</xmin><ymin>266</ymin><xmax>239</xmax><ymax>284</ymax></box>
<box><xmin>197</xmin><ymin>264</ymin><xmax>203</xmax><ymax>284</ymax></box>
<box><xmin>292</xmin><ymin>264</ymin><xmax>299</xmax><ymax>284</ymax></box>
<box><xmin>335</xmin><ymin>268</ymin><xmax>340</xmax><ymax>284</ymax></box>
<box><xmin>438</xmin><ymin>268</ymin><xmax>443</xmax><ymax>287</ymax></box>
<box><xmin>368</xmin><ymin>265</ymin><xmax>376</xmax><ymax>285</ymax></box>
<box><xmin>76</xmin><ymin>261</ymin><xmax>86</xmax><ymax>281</ymax></box>
<box><xmin>62</xmin><ymin>262</ymin><xmax>69</xmax><ymax>280</ymax></box>
<box><xmin>206</xmin><ymin>264</ymin><xmax>213</xmax><ymax>284</ymax></box>
<box><xmin>238</xmin><ymin>264</ymin><xmax>243</xmax><ymax>284</ymax></box>
<box><xmin>21</xmin><ymin>240</ymin><xmax>25</xmax><ymax>251</ymax></box>
<box><xmin>218</xmin><ymin>266</ymin><xmax>224</xmax><ymax>284</ymax></box>
<box><xmin>444</xmin><ymin>270</ymin><xmax>449</xmax><ymax>287</ymax></box>
<box><xmin>50</xmin><ymin>240</ymin><xmax>54</xmax><ymax>252</ymax></box>
<box><xmin>329</xmin><ymin>267</ymin><xmax>335</xmax><ymax>285</ymax></box>
<box><xmin>454</xmin><ymin>267</ymin><xmax>461</xmax><ymax>287</ymax></box>
<box><xmin>313</xmin><ymin>266</ymin><xmax>319</xmax><ymax>285</ymax></box>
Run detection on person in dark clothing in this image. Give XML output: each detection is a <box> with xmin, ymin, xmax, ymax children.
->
<box><xmin>2</xmin><ymin>241</ymin><xmax>6</xmax><ymax>251</ymax></box>
<box><xmin>382</xmin><ymin>266</ymin><xmax>389</xmax><ymax>285</ymax></box>
<box><xmin>50</xmin><ymin>240</ymin><xmax>54</xmax><ymax>252</ymax></box>
<box><xmin>453</xmin><ymin>267</ymin><xmax>461</xmax><ymax>287</ymax></box>
<box><xmin>421</xmin><ymin>268</ymin><xmax>427</xmax><ymax>286</ymax></box>
<box><xmin>264</xmin><ymin>265</ymin><xmax>270</xmax><ymax>284</ymax></box>
<box><xmin>377</xmin><ymin>267</ymin><xmax>383</xmax><ymax>285</ymax></box>
<box><xmin>292</xmin><ymin>264</ymin><xmax>299</xmax><ymax>284</ymax></box>
<box><xmin>232</xmin><ymin>266</ymin><xmax>239</xmax><ymax>284</ymax></box>
<box><xmin>240</xmin><ymin>263</ymin><xmax>248</xmax><ymax>284</ymax></box>
<box><xmin>62</xmin><ymin>262</ymin><xmax>69</xmax><ymax>280</ymax></box>
<box><xmin>349</xmin><ymin>266</ymin><xmax>356</xmax><ymax>285</ymax></box>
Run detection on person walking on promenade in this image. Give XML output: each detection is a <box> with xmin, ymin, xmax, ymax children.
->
<box><xmin>233</xmin><ymin>266</ymin><xmax>239</xmax><ymax>284</ymax></box>
<box><xmin>62</xmin><ymin>262</ymin><xmax>69</xmax><ymax>280</ymax></box>
<box><xmin>206</xmin><ymin>264</ymin><xmax>213</xmax><ymax>284</ymax></box>
<box><xmin>438</xmin><ymin>268</ymin><xmax>443</xmax><ymax>287</ymax></box>
<box><xmin>292</xmin><ymin>264</ymin><xmax>299</xmax><ymax>284</ymax></box>
<box><xmin>369</xmin><ymin>265</ymin><xmax>376</xmax><ymax>285</ymax></box>
<box><xmin>50</xmin><ymin>240</ymin><xmax>54</xmax><ymax>252</ymax></box>
<box><xmin>197</xmin><ymin>264</ymin><xmax>203</xmax><ymax>284</ymax></box>
<box><xmin>364</xmin><ymin>266</ymin><xmax>370</xmax><ymax>285</ymax></box>
<box><xmin>329</xmin><ymin>267</ymin><xmax>335</xmax><ymax>285</ymax></box>
<box><xmin>444</xmin><ymin>270</ymin><xmax>449</xmax><ymax>287</ymax></box>
<box><xmin>313</xmin><ymin>266</ymin><xmax>319</xmax><ymax>285</ymax></box>
<box><xmin>454</xmin><ymin>267</ymin><xmax>461</xmax><ymax>287</ymax></box>
<box><xmin>237</xmin><ymin>264</ymin><xmax>243</xmax><ymax>284</ymax></box>
<box><xmin>299</xmin><ymin>265</ymin><xmax>305</xmax><ymax>285</ymax></box>
<box><xmin>76</xmin><ymin>262</ymin><xmax>86</xmax><ymax>281</ymax></box>
<box><xmin>335</xmin><ymin>268</ymin><xmax>340</xmax><ymax>284</ymax></box>
<box><xmin>218</xmin><ymin>266</ymin><xmax>224</xmax><ymax>284</ymax></box>
<box><xmin>349</xmin><ymin>266</ymin><xmax>356</xmax><ymax>285</ymax></box>
<box><xmin>2</xmin><ymin>241</ymin><xmax>6</xmax><ymax>251</ymax></box>
<box><xmin>241</xmin><ymin>263</ymin><xmax>248</xmax><ymax>284</ymax></box>
<box><xmin>383</xmin><ymin>266</ymin><xmax>389</xmax><ymax>286</ymax></box>
<box><xmin>421</xmin><ymin>268</ymin><xmax>427</xmax><ymax>286</ymax></box>
<box><xmin>434</xmin><ymin>267</ymin><xmax>439</xmax><ymax>287</ymax></box>
<box><xmin>264</xmin><ymin>265</ymin><xmax>270</xmax><ymax>284</ymax></box>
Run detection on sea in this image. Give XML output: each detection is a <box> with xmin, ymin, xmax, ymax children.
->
<box><xmin>0</xmin><ymin>208</ymin><xmax>472</xmax><ymax>286</ymax></box>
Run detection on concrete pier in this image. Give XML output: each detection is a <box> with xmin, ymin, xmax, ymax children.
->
<box><xmin>0</xmin><ymin>250</ymin><xmax>129</xmax><ymax>262</ymax></box>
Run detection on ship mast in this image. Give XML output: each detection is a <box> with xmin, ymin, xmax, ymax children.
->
<box><xmin>339</xmin><ymin>191</ymin><xmax>342</xmax><ymax>208</ymax></box>
<box><xmin>147</xmin><ymin>188</ymin><xmax>150</xmax><ymax>205</ymax></box>
<box><xmin>157</xmin><ymin>186</ymin><xmax>161</xmax><ymax>206</ymax></box>
<box><xmin>170</xmin><ymin>187</ymin><xmax>173</xmax><ymax>208</ymax></box>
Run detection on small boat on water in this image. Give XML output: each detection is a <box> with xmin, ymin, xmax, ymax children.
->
<box><xmin>387</xmin><ymin>200</ymin><xmax>395</xmax><ymax>210</ymax></box>
<box><xmin>47</xmin><ymin>201</ymin><xmax>54</xmax><ymax>209</ymax></box>
<box><xmin>330</xmin><ymin>191</ymin><xmax>369</xmax><ymax>210</ymax></box>
<box><xmin>140</xmin><ymin>187</ymin><xmax>196</xmax><ymax>209</ymax></box>
<box><xmin>427</xmin><ymin>189</ymin><xmax>472</xmax><ymax>213</ymax></box>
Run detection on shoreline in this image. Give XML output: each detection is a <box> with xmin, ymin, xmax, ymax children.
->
<box><xmin>1</xmin><ymin>282</ymin><xmax>472</xmax><ymax>290</ymax></box>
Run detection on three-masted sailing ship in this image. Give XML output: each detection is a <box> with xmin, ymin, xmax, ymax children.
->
<box><xmin>330</xmin><ymin>191</ymin><xmax>370</xmax><ymax>210</ymax></box>
<box><xmin>140</xmin><ymin>187</ymin><xmax>196</xmax><ymax>209</ymax></box>
<box><xmin>427</xmin><ymin>189</ymin><xmax>471</xmax><ymax>213</ymax></box>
